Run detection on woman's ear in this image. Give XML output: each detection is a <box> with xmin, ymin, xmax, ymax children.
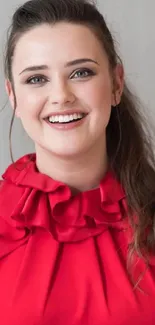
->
<box><xmin>5</xmin><ymin>79</ymin><xmax>20</xmax><ymax>117</ymax></box>
<box><xmin>111</xmin><ymin>64</ymin><xmax>124</xmax><ymax>106</ymax></box>
<box><xmin>5</xmin><ymin>79</ymin><xmax>14</xmax><ymax>108</ymax></box>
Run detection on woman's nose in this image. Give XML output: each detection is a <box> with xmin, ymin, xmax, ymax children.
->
<box><xmin>49</xmin><ymin>80</ymin><xmax>76</xmax><ymax>105</ymax></box>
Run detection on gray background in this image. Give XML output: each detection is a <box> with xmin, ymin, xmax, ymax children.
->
<box><xmin>0</xmin><ymin>0</ymin><xmax>154</xmax><ymax>175</ymax></box>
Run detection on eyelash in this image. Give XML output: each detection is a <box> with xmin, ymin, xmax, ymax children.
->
<box><xmin>26</xmin><ymin>68</ymin><xmax>95</xmax><ymax>85</ymax></box>
<box><xmin>71</xmin><ymin>68</ymin><xmax>95</xmax><ymax>79</ymax></box>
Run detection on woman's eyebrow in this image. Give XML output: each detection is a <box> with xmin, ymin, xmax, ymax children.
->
<box><xmin>65</xmin><ymin>58</ymin><xmax>99</xmax><ymax>67</ymax></box>
<box><xmin>19</xmin><ymin>58</ymin><xmax>99</xmax><ymax>75</ymax></box>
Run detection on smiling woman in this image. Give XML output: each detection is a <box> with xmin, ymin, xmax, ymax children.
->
<box><xmin>7</xmin><ymin>21</ymin><xmax>118</xmax><ymax>171</ymax></box>
<box><xmin>1</xmin><ymin>0</ymin><xmax>155</xmax><ymax>324</ymax></box>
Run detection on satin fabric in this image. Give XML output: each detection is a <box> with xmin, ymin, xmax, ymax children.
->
<box><xmin>0</xmin><ymin>154</ymin><xmax>155</xmax><ymax>325</ymax></box>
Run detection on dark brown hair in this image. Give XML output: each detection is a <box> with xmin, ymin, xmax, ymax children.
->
<box><xmin>4</xmin><ymin>0</ymin><xmax>155</xmax><ymax>286</ymax></box>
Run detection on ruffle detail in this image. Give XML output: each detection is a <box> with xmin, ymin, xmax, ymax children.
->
<box><xmin>0</xmin><ymin>154</ymin><xmax>129</xmax><ymax>258</ymax></box>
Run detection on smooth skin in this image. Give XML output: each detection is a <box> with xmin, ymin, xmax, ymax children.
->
<box><xmin>6</xmin><ymin>22</ymin><xmax>124</xmax><ymax>192</ymax></box>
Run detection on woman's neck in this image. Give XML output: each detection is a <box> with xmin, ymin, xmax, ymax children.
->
<box><xmin>35</xmin><ymin>143</ymin><xmax>108</xmax><ymax>193</ymax></box>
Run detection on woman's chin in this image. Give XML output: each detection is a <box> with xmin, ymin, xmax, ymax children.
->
<box><xmin>35</xmin><ymin>137</ymin><xmax>92</xmax><ymax>159</ymax></box>
<box><xmin>47</xmin><ymin>148</ymin><xmax>85</xmax><ymax>159</ymax></box>
<box><xmin>39</xmin><ymin>142</ymin><xmax>88</xmax><ymax>159</ymax></box>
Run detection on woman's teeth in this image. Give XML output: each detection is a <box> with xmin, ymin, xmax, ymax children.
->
<box><xmin>48</xmin><ymin>113</ymin><xmax>85</xmax><ymax>124</ymax></box>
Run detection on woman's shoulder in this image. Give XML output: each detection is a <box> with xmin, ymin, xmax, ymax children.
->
<box><xmin>0</xmin><ymin>179</ymin><xmax>5</xmax><ymax>193</ymax></box>
<box><xmin>0</xmin><ymin>158</ymin><xmax>34</xmax><ymax>259</ymax></box>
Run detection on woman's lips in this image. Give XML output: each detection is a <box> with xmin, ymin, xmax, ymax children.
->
<box><xmin>44</xmin><ymin>114</ymin><xmax>87</xmax><ymax>130</ymax></box>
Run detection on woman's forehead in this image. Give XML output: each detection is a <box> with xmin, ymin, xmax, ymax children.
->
<box><xmin>12</xmin><ymin>23</ymin><xmax>107</xmax><ymax>72</ymax></box>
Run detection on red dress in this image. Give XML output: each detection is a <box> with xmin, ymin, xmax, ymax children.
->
<box><xmin>0</xmin><ymin>154</ymin><xmax>155</xmax><ymax>325</ymax></box>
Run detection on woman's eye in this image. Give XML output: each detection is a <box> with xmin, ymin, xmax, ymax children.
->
<box><xmin>26</xmin><ymin>76</ymin><xmax>47</xmax><ymax>84</ymax></box>
<box><xmin>71</xmin><ymin>69</ymin><xmax>95</xmax><ymax>79</ymax></box>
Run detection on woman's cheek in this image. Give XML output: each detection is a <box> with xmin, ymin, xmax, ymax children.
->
<box><xmin>17</xmin><ymin>90</ymin><xmax>44</xmax><ymax>115</ymax></box>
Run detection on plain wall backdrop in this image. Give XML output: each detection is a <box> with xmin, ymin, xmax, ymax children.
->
<box><xmin>0</xmin><ymin>0</ymin><xmax>155</xmax><ymax>175</ymax></box>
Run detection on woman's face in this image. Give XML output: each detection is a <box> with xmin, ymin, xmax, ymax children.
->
<box><xmin>6</xmin><ymin>22</ymin><xmax>123</xmax><ymax>159</ymax></box>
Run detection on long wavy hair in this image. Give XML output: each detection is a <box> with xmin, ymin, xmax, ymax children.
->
<box><xmin>4</xmin><ymin>0</ymin><xmax>155</xmax><ymax>286</ymax></box>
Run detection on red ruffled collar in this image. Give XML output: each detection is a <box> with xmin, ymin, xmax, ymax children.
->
<box><xmin>0</xmin><ymin>154</ymin><xmax>128</xmax><ymax>256</ymax></box>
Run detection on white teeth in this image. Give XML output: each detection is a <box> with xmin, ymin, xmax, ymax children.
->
<box><xmin>59</xmin><ymin>115</ymin><xmax>64</xmax><ymax>123</ymax></box>
<box><xmin>64</xmin><ymin>116</ymin><xmax>69</xmax><ymax>122</ymax></box>
<box><xmin>69</xmin><ymin>115</ymin><xmax>74</xmax><ymax>121</ymax></box>
<box><xmin>48</xmin><ymin>113</ymin><xmax>84</xmax><ymax>123</ymax></box>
